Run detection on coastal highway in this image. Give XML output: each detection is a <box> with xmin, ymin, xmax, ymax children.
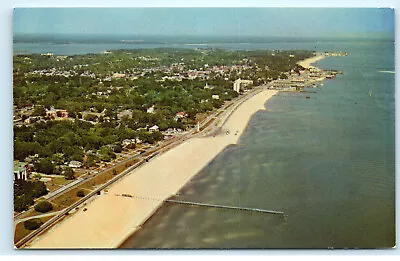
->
<box><xmin>14</xmin><ymin>156</ymin><xmax>135</xmax><ymax>221</ymax></box>
<box><xmin>15</xmin><ymin>157</ymin><xmax>148</xmax><ymax>248</ymax></box>
<box><xmin>15</xmin><ymin>84</ymin><xmax>271</xmax><ymax>248</ymax></box>
<box><xmin>192</xmin><ymin>83</ymin><xmax>271</xmax><ymax>138</ymax></box>
<box><xmin>14</xmin><ymin>144</ymin><xmax>161</xmax><ymax>221</ymax></box>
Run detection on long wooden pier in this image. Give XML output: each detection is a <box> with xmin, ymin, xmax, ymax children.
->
<box><xmin>165</xmin><ymin>199</ymin><xmax>285</xmax><ymax>216</ymax></box>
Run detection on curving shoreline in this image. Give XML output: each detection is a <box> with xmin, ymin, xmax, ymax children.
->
<box><xmin>27</xmin><ymin>55</ymin><xmax>327</xmax><ymax>249</ymax></box>
<box><xmin>297</xmin><ymin>54</ymin><xmax>325</xmax><ymax>69</ymax></box>
<box><xmin>27</xmin><ymin>88</ymin><xmax>278</xmax><ymax>249</ymax></box>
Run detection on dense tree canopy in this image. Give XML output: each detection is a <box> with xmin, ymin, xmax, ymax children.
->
<box><xmin>34</xmin><ymin>200</ymin><xmax>53</xmax><ymax>213</ymax></box>
<box><xmin>14</xmin><ymin>180</ymin><xmax>48</xmax><ymax>212</ymax></box>
<box><xmin>24</xmin><ymin>218</ymin><xmax>43</xmax><ymax>230</ymax></box>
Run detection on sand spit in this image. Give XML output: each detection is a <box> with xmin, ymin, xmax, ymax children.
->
<box><xmin>297</xmin><ymin>55</ymin><xmax>325</xmax><ymax>69</ymax></box>
<box><xmin>28</xmin><ymin>89</ymin><xmax>278</xmax><ymax>249</ymax></box>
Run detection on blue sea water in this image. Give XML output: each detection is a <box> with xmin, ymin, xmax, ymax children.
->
<box><xmin>119</xmin><ymin>41</ymin><xmax>395</xmax><ymax>249</ymax></box>
<box><xmin>14</xmin><ymin>39</ymin><xmax>395</xmax><ymax>248</ymax></box>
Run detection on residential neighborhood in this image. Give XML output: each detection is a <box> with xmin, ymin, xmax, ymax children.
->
<box><xmin>14</xmin><ymin>48</ymin><xmax>343</xmax><ymax>221</ymax></box>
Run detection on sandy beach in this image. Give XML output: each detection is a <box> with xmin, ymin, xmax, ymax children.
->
<box><xmin>297</xmin><ymin>54</ymin><xmax>325</xmax><ymax>69</ymax></box>
<box><xmin>28</xmin><ymin>89</ymin><xmax>278</xmax><ymax>249</ymax></box>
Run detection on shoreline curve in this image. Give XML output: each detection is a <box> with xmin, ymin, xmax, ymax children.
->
<box><xmin>27</xmin><ymin>88</ymin><xmax>278</xmax><ymax>249</ymax></box>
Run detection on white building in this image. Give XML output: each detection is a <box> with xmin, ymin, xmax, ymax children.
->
<box><xmin>122</xmin><ymin>139</ymin><xmax>134</xmax><ymax>147</ymax></box>
<box><xmin>233</xmin><ymin>79</ymin><xmax>253</xmax><ymax>93</ymax></box>
<box><xmin>146</xmin><ymin>105</ymin><xmax>155</xmax><ymax>114</ymax></box>
<box><xmin>211</xmin><ymin>95</ymin><xmax>220</xmax><ymax>100</ymax></box>
<box><xmin>149</xmin><ymin>125</ymin><xmax>159</xmax><ymax>132</ymax></box>
<box><xmin>69</xmin><ymin>161</ymin><xmax>82</xmax><ymax>168</ymax></box>
<box><xmin>14</xmin><ymin>162</ymin><xmax>27</xmax><ymax>180</ymax></box>
<box><xmin>204</xmin><ymin>82</ymin><xmax>213</xmax><ymax>89</ymax></box>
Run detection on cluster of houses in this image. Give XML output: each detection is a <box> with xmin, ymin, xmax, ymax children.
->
<box><xmin>162</xmin><ymin>128</ymin><xmax>185</xmax><ymax>138</ymax></box>
<box><xmin>14</xmin><ymin>74</ymin><xmax>253</xmax><ymax>127</ymax></box>
<box><xmin>122</xmin><ymin>138</ymin><xmax>143</xmax><ymax>147</ymax></box>
<box><xmin>324</xmin><ymin>51</ymin><xmax>348</xmax><ymax>57</ymax></box>
<box><xmin>153</xmin><ymin>62</ymin><xmax>254</xmax><ymax>82</ymax></box>
<box><xmin>29</xmin><ymin>53</ymin><xmax>255</xmax><ymax>84</ymax></box>
<box><xmin>45</xmin><ymin>107</ymin><xmax>69</xmax><ymax>118</ymax></box>
<box><xmin>13</xmin><ymin>105</ymin><xmax>72</xmax><ymax>126</ymax></box>
<box><xmin>27</xmin><ymin>67</ymin><xmax>96</xmax><ymax>79</ymax></box>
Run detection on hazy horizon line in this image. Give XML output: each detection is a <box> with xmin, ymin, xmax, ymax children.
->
<box><xmin>13</xmin><ymin>33</ymin><xmax>394</xmax><ymax>41</ymax></box>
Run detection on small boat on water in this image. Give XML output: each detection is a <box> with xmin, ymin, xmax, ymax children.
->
<box><xmin>306</xmin><ymin>96</ymin><xmax>310</xmax><ymax>99</ymax></box>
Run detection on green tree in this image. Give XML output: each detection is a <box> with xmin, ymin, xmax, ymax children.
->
<box><xmin>34</xmin><ymin>200</ymin><xmax>53</xmax><ymax>213</ymax></box>
<box><xmin>50</xmin><ymin>153</ymin><xmax>65</xmax><ymax>165</ymax></box>
<box><xmin>99</xmin><ymin>145</ymin><xmax>116</xmax><ymax>162</ymax></box>
<box><xmin>113</xmin><ymin>144</ymin><xmax>122</xmax><ymax>153</ymax></box>
<box><xmin>13</xmin><ymin>141</ymin><xmax>41</xmax><ymax>160</ymax></box>
<box><xmin>69</xmin><ymin>150</ymin><xmax>84</xmax><ymax>162</ymax></box>
<box><xmin>76</xmin><ymin>190</ymin><xmax>85</xmax><ymax>197</ymax></box>
<box><xmin>151</xmin><ymin>131</ymin><xmax>164</xmax><ymax>142</ymax></box>
<box><xmin>84</xmin><ymin>113</ymin><xmax>98</xmax><ymax>122</ymax></box>
<box><xmin>35</xmin><ymin>158</ymin><xmax>54</xmax><ymax>174</ymax></box>
<box><xmin>33</xmin><ymin>173</ymin><xmax>42</xmax><ymax>181</ymax></box>
<box><xmin>84</xmin><ymin>154</ymin><xmax>98</xmax><ymax>168</ymax></box>
<box><xmin>24</xmin><ymin>218</ymin><xmax>43</xmax><ymax>230</ymax></box>
<box><xmin>14</xmin><ymin>194</ymin><xmax>34</xmax><ymax>212</ymax></box>
<box><xmin>63</xmin><ymin>167</ymin><xmax>75</xmax><ymax>180</ymax></box>
<box><xmin>69</xmin><ymin>111</ymin><xmax>76</xmax><ymax>118</ymax></box>
<box><xmin>32</xmin><ymin>106</ymin><xmax>46</xmax><ymax>117</ymax></box>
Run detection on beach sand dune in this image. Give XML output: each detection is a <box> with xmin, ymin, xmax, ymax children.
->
<box><xmin>28</xmin><ymin>89</ymin><xmax>278</xmax><ymax>249</ymax></box>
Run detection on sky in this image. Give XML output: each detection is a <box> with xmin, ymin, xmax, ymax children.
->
<box><xmin>13</xmin><ymin>8</ymin><xmax>394</xmax><ymax>39</ymax></box>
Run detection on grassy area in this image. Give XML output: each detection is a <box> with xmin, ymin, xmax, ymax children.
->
<box><xmin>50</xmin><ymin>187</ymin><xmax>85</xmax><ymax>207</ymax></box>
<box><xmin>45</xmin><ymin>177</ymin><xmax>72</xmax><ymax>192</ymax></box>
<box><xmin>49</xmin><ymin>157</ymin><xmax>140</xmax><ymax>206</ymax></box>
<box><xmin>16</xmin><ymin>199</ymin><xmax>66</xmax><ymax>220</ymax></box>
<box><xmin>224</xmin><ymin>102</ymin><xmax>234</xmax><ymax>110</ymax></box>
<box><xmin>200</xmin><ymin>117</ymin><xmax>216</xmax><ymax>131</ymax></box>
<box><xmin>51</xmin><ymin>177</ymin><xmax>71</xmax><ymax>186</ymax></box>
<box><xmin>74</xmin><ymin>169</ymin><xmax>88</xmax><ymax>177</ymax></box>
<box><xmin>20</xmin><ymin>203</ymin><xmax>65</xmax><ymax>220</ymax></box>
<box><xmin>14</xmin><ymin>216</ymin><xmax>53</xmax><ymax>244</ymax></box>
<box><xmin>215</xmin><ymin>110</ymin><xmax>223</xmax><ymax>118</ymax></box>
<box><xmin>79</xmin><ymin>171</ymin><xmax>116</xmax><ymax>190</ymax></box>
<box><xmin>79</xmin><ymin>158</ymin><xmax>140</xmax><ymax>190</ymax></box>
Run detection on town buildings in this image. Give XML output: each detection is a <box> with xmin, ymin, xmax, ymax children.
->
<box><xmin>14</xmin><ymin>161</ymin><xmax>28</xmax><ymax>180</ymax></box>
<box><xmin>233</xmin><ymin>79</ymin><xmax>254</xmax><ymax>93</ymax></box>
